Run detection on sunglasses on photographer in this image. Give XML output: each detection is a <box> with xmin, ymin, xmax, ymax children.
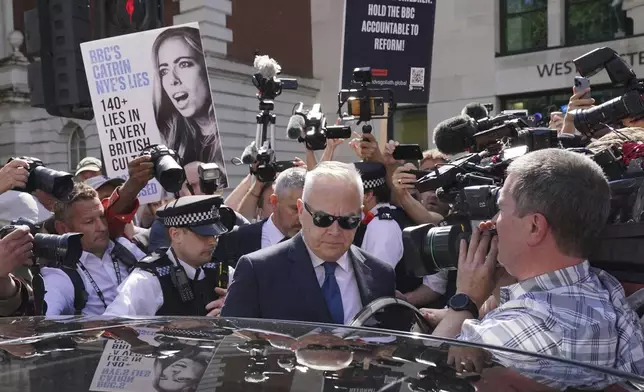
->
<box><xmin>304</xmin><ymin>202</ymin><xmax>361</xmax><ymax>230</ymax></box>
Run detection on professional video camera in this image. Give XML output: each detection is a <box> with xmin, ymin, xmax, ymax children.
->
<box><xmin>8</xmin><ymin>157</ymin><xmax>74</xmax><ymax>200</ymax></box>
<box><xmin>139</xmin><ymin>144</ymin><xmax>185</xmax><ymax>194</ymax></box>
<box><xmin>0</xmin><ymin>218</ymin><xmax>83</xmax><ymax>266</ymax></box>
<box><xmin>433</xmin><ymin>113</ymin><xmax>560</xmax><ymax>157</ymax></box>
<box><xmin>569</xmin><ymin>47</ymin><xmax>644</xmax><ymax>137</ymax></box>
<box><xmin>337</xmin><ymin>67</ymin><xmax>395</xmax><ymax>134</ymax></box>
<box><xmin>286</xmin><ymin>103</ymin><xmax>352</xmax><ymax>150</ymax></box>
<box><xmin>252</xmin><ymin>55</ymin><xmax>298</xmax><ymax>101</ymax></box>
<box><xmin>234</xmin><ymin>55</ymin><xmax>301</xmax><ymax>183</ymax></box>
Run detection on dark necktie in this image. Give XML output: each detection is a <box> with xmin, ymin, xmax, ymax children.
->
<box><xmin>321</xmin><ymin>262</ymin><xmax>344</xmax><ymax>324</ymax></box>
<box><xmin>278</xmin><ymin>235</ymin><xmax>291</xmax><ymax>243</ymax></box>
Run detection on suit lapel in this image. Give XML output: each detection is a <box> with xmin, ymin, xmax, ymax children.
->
<box><xmin>349</xmin><ymin>246</ymin><xmax>374</xmax><ymax>307</ymax></box>
<box><xmin>287</xmin><ymin>234</ymin><xmax>332</xmax><ymax>323</ymax></box>
<box><xmin>248</xmin><ymin>219</ymin><xmax>266</xmax><ymax>252</ymax></box>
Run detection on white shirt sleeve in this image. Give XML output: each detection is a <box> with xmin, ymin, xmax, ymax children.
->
<box><xmin>422</xmin><ymin>270</ymin><xmax>449</xmax><ymax>295</ymax></box>
<box><xmin>104</xmin><ymin>269</ymin><xmax>164</xmax><ymax>317</ymax></box>
<box><xmin>41</xmin><ymin>267</ymin><xmax>76</xmax><ymax>316</ymax></box>
<box><xmin>361</xmin><ymin>220</ymin><xmax>404</xmax><ymax>268</ymax></box>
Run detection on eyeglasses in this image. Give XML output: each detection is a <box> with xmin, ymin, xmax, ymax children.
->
<box><xmin>304</xmin><ymin>202</ymin><xmax>361</xmax><ymax>230</ymax></box>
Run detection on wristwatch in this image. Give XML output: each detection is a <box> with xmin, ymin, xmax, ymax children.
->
<box><xmin>447</xmin><ymin>293</ymin><xmax>479</xmax><ymax>319</ymax></box>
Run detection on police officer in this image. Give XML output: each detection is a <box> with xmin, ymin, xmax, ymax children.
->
<box><xmin>105</xmin><ymin>195</ymin><xmax>233</xmax><ymax>317</ymax></box>
<box><xmin>353</xmin><ymin>162</ymin><xmax>422</xmax><ymax>296</ymax></box>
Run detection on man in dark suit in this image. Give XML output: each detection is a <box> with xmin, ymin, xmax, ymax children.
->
<box><xmin>221</xmin><ymin>161</ymin><xmax>396</xmax><ymax>325</ymax></box>
<box><xmin>214</xmin><ymin>167</ymin><xmax>306</xmax><ymax>267</ymax></box>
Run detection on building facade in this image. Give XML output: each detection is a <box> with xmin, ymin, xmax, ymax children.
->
<box><xmin>427</xmin><ymin>0</ymin><xmax>644</xmax><ymax>142</ymax></box>
<box><xmin>0</xmin><ymin>0</ymin><xmax>355</xmax><ymax>189</ymax></box>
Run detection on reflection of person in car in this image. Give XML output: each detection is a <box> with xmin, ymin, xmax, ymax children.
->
<box><xmin>151</xmin><ymin>26</ymin><xmax>226</xmax><ymax>172</ymax></box>
<box><xmin>153</xmin><ymin>347</ymin><xmax>210</xmax><ymax>392</ymax></box>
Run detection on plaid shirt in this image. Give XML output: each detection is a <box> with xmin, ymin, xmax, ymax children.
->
<box><xmin>459</xmin><ymin>261</ymin><xmax>644</xmax><ymax>389</ymax></box>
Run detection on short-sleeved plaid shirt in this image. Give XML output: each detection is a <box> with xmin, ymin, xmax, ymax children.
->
<box><xmin>459</xmin><ymin>261</ymin><xmax>644</xmax><ymax>389</ymax></box>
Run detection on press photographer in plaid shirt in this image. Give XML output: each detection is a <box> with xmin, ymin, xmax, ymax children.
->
<box><xmin>429</xmin><ymin>148</ymin><xmax>644</xmax><ymax>388</ymax></box>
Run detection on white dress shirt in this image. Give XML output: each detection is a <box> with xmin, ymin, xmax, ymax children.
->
<box><xmin>422</xmin><ymin>270</ymin><xmax>448</xmax><ymax>295</ymax></box>
<box><xmin>104</xmin><ymin>248</ymin><xmax>234</xmax><ymax>317</ymax></box>
<box><xmin>360</xmin><ymin>203</ymin><xmax>404</xmax><ymax>268</ymax></box>
<box><xmin>261</xmin><ymin>214</ymin><xmax>286</xmax><ymax>248</ymax></box>
<box><xmin>303</xmin><ymin>240</ymin><xmax>362</xmax><ymax>324</ymax></box>
<box><xmin>41</xmin><ymin>238</ymin><xmax>146</xmax><ymax>316</ymax></box>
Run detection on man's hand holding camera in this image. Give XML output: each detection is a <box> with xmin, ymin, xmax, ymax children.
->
<box><xmin>0</xmin><ymin>226</ymin><xmax>33</xmax><ymax>277</ymax></box>
<box><xmin>0</xmin><ymin>159</ymin><xmax>29</xmax><ymax>195</ymax></box>
<box><xmin>456</xmin><ymin>226</ymin><xmax>500</xmax><ymax>309</ymax></box>
<box><xmin>126</xmin><ymin>155</ymin><xmax>155</xmax><ymax>189</ymax></box>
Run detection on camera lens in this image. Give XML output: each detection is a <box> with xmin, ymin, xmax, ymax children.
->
<box><xmin>155</xmin><ymin>155</ymin><xmax>185</xmax><ymax>193</ymax></box>
<box><xmin>31</xmin><ymin>166</ymin><xmax>74</xmax><ymax>200</ymax></box>
<box><xmin>33</xmin><ymin>233</ymin><xmax>83</xmax><ymax>266</ymax></box>
<box><xmin>426</xmin><ymin>225</ymin><xmax>467</xmax><ymax>270</ymax></box>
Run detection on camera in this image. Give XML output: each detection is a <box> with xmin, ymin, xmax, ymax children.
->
<box><xmin>8</xmin><ymin>157</ymin><xmax>74</xmax><ymax>200</ymax></box>
<box><xmin>288</xmin><ymin>103</ymin><xmax>352</xmax><ymax>150</ymax></box>
<box><xmin>403</xmin><ymin>185</ymin><xmax>500</xmax><ymax>273</ymax></box>
<box><xmin>337</xmin><ymin>67</ymin><xmax>394</xmax><ymax>131</ymax></box>
<box><xmin>252</xmin><ymin>55</ymin><xmax>298</xmax><ymax>101</ymax></box>
<box><xmin>570</xmin><ymin>47</ymin><xmax>644</xmax><ymax>136</ymax></box>
<box><xmin>198</xmin><ymin>163</ymin><xmax>223</xmax><ymax>195</ymax></box>
<box><xmin>140</xmin><ymin>144</ymin><xmax>185</xmax><ymax>193</ymax></box>
<box><xmin>251</xmin><ymin>142</ymin><xmax>295</xmax><ymax>183</ymax></box>
<box><xmin>0</xmin><ymin>218</ymin><xmax>83</xmax><ymax>266</ymax></box>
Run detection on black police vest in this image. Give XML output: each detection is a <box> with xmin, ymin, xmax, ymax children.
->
<box><xmin>354</xmin><ymin>206</ymin><xmax>424</xmax><ymax>294</ymax></box>
<box><xmin>53</xmin><ymin>240</ymin><xmax>139</xmax><ymax>316</ymax></box>
<box><xmin>133</xmin><ymin>248</ymin><xmax>224</xmax><ymax>316</ymax></box>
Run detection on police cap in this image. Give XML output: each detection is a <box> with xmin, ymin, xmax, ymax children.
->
<box><xmin>354</xmin><ymin>162</ymin><xmax>387</xmax><ymax>190</ymax></box>
<box><xmin>156</xmin><ymin>195</ymin><xmax>229</xmax><ymax>236</ymax></box>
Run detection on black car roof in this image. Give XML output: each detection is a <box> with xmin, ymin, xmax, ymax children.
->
<box><xmin>0</xmin><ymin>316</ymin><xmax>642</xmax><ymax>392</ymax></box>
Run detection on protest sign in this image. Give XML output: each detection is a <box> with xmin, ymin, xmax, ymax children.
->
<box><xmin>340</xmin><ymin>0</ymin><xmax>437</xmax><ymax>104</ymax></box>
<box><xmin>80</xmin><ymin>22</ymin><xmax>229</xmax><ymax>204</ymax></box>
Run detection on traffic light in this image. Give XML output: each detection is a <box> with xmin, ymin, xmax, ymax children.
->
<box><xmin>26</xmin><ymin>0</ymin><xmax>93</xmax><ymax>120</ymax></box>
<box><xmin>25</xmin><ymin>0</ymin><xmax>163</xmax><ymax>120</ymax></box>
<box><xmin>92</xmin><ymin>0</ymin><xmax>163</xmax><ymax>38</ymax></box>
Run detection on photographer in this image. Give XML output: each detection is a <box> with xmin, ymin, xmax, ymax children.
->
<box><xmin>39</xmin><ymin>156</ymin><xmax>155</xmax><ymax>316</ymax></box>
<box><xmin>430</xmin><ymin>149</ymin><xmax>644</xmax><ymax>384</ymax></box>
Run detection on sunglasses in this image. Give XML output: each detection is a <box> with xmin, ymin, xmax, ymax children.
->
<box><xmin>304</xmin><ymin>202</ymin><xmax>361</xmax><ymax>230</ymax></box>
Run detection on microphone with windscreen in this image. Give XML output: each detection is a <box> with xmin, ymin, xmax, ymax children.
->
<box><xmin>286</xmin><ymin>102</ymin><xmax>306</xmax><ymax>141</ymax></box>
<box><xmin>432</xmin><ymin>115</ymin><xmax>478</xmax><ymax>155</ymax></box>
<box><xmin>239</xmin><ymin>141</ymin><xmax>258</xmax><ymax>165</ymax></box>
<box><xmin>461</xmin><ymin>102</ymin><xmax>489</xmax><ymax>121</ymax></box>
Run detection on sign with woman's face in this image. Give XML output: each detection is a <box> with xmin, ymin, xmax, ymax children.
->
<box><xmin>80</xmin><ymin>22</ymin><xmax>229</xmax><ymax>205</ymax></box>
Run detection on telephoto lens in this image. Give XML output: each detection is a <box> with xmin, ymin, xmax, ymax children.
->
<box><xmin>403</xmin><ymin>223</ymin><xmax>497</xmax><ymax>276</ymax></box>
<box><xmin>8</xmin><ymin>157</ymin><xmax>74</xmax><ymax>200</ymax></box>
<box><xmin>31</xmin><ymin>166</ymin><xmax>74</xmax><ymax>200</ymax></box>
<box><xmin>33</xmin><ymin>233</ymin><xmax>83</xmax><ymax>266</ymax></box>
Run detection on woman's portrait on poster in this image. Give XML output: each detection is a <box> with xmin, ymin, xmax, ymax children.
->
<box><xmin>151</xmin><ymin>26</ymin><xmax>228</xmax><ymax>188</ymax></box>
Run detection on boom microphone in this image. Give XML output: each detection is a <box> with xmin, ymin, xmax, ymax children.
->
<box><xmin>286</xmin><ymin>115</ymin><xmax>305</xmax><ymax>140</ymax></box>
<box><xmin>240</xmin><ymin>141</ymin><xmax>258</xmax><ymax>165</ymax></box>
<box><xmin>461</xmin><ymin>103</ymin><xmax>489</xmax><ymax>120</ymax></box>
<box><xmin>433</xmin><ymin>115</ymin><xmax>477</xmax><ymax>155</ymax></box>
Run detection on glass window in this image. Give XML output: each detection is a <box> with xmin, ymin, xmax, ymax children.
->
<box><xmin>501</xmin><ymin>84</ymin><xmax>624</xmax><ymax>118</ymax></box>
<box><xmin>565</xmin><ymin>0</ymin><xmax>632</xmax><ymax>46</ymax></box>
<box><xmin>393</xmin><ymin>107</ymin><xmax>428</xmax><ymax>149</ymax></box>
<box><xmin>501</xmin><ymin>0</ymin><xmax>548</xmax><ymax>54</ymax></box>
<box><xmin>69</xmin><ymin>127</ymin><xmax>87</xmax><ymax>172</ymax></box>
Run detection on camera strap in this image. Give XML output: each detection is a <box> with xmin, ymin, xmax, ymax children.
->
<box><xmin>77</xmin><ymin>258</ymin><xmax>123</xmax><ymax>309</ymax></box>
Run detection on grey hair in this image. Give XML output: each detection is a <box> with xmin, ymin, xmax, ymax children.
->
<box><xmin>302</xmin><ymin>161</ymin><xmax>364</xmax><ymax>204</ymax></box>
<box><xmin>506</xmin><ymin>148</ymin><xmax>610</xmax><ymax>258</ymax></box>
<box><xmin>274</xmin><ymin>167</ymin><xmax>307</xmax><ymax>197</ymax></box>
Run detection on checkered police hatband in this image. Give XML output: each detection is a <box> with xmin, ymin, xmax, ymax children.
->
<box><xmin>162</xmin><ymin>205</ymin><xmax>220</xmax><ymax>227</ymax></box>
<box><xmin>363</xmin><ymin>177</ymin><xmax>386</xmax><ymax>190</ymax></box>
